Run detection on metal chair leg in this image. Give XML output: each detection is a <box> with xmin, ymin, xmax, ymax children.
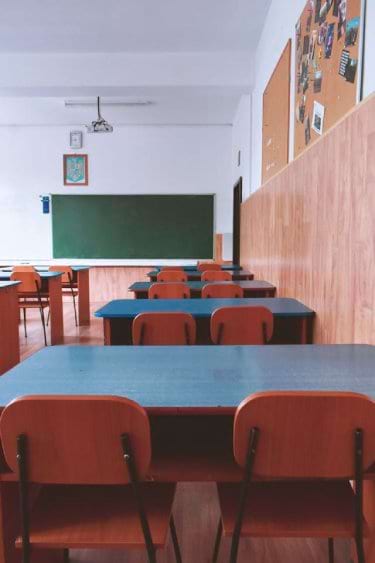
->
<box><xmin>328</xmin><ymin>538</ymin><xmax>334</xmax><ymax>563</ymax></box>
<box><xmin>22</xmin><ymin>308</ymin><xmax>27</xmax><ymax>338</ymax></box>
<box><xmin>39</xmin><ymin>307</ymin><xmax>48</xmax><ymax>346</ymax></box>
<box><xmin>46</xmin><ymin>308</ymin><xmax>50</xmax><ymax>326</ymax></box>
<box><xmin>356</xmin><ymin>537</ymin><xmax>366</xmax><ymax>563</ymax></box>
<box><xmin>169</xmin><ymin>515</ymin><xmax>182</xmax><ymax>563</ymax></box>
<box><xmin>212</xmin><ymin>519</ymin><xmax>222</xmax><ymax>563</ymax></box>
<box><xmin>71</xmin><ymin>289</ymin><xmax>78</xmax><ymax>327</ymax></box>
<box><xmin>63</xmin><ymin>548</ymin><xmax>69</xmax><ymax>563</ymax></box>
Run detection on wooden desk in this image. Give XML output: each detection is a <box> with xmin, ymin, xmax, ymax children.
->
<box><xmin>0</xmin><ymin>283</ymin><xmax>20</xmax><ymax>375</ymax></box>
<box><xmin>0</xmin><ymin>267</ymin><xmax>90</xmax><ymax>326</ymax></box>
<box><xmin>129</xmin><ymin>280</ymin><xmax>277</xmax><ymax>299</ymax></box>
<box><xmin>147</xmin><ymin>270</ymin><xmax>254</xmax><ymax>282</ymax></box>
<box><xmin>0</xmin><ymin>272</ymin><xmax>64</xmax><ymax>345</ymax></box>
<box><xmin>95</xmin><ymin>297</ymin><xmax>314</xmax><ymax>345</ymax></box>
<box><xmin>0</xmin><ymin>345</ymin><xmax>374</xmax><ymax>562</ymax></box>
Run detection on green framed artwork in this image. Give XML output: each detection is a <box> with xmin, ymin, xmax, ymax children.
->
<box><xmin>63</xmin><ymin>154</ymin><xmax>88</xmax><ymax>186</ymax></box>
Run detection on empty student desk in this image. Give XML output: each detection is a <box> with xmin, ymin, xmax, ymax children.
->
<box><xmin>147</xmin><ymin>269</ymin><xmax>254</xmax><ymax>282</ymax></box>
<box><xmin>95</xmin><ymin>297</ymin><xmax>315</xmax><ymax>345</ymax></box>
<box><xmin>0</xmin><ymin>282</ymin><xmax>20</xmax><ymax>375</ymax></box>
<box><xmin>154</xmin><ymin>264</ymin><xmax>243</xmax><ymax>271</ymax></box>
<box><xmin>129</xmin><ymin>280</ymin><xmax>277</xmax><ymax>299</ymax></box>
<box><xmin>0</xmin><ymin>344</ymin><xmax>374</xmax><ymax>562</ymax></box>
<box><xmin>0</xmin><ymin>266</ymin><xmax>90</xmax><ymax>326</ymax></box>
<box><xmin>0</xmin><ymin>271</ymin><xmax>64</xmax><ymax>345</ymax></box>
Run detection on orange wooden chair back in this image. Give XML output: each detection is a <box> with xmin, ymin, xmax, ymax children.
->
<box><xmin>202</xmin><ymin>283</ymin><xmax>244</xmax><ymax>299</ymax></box>
<box><xmin>149</xmin><ymin>283</ymin><xmax>190</xmax><ymax>299</ymax></box>
<box><xmin>197</xmin><ymin>262</ymin><xmax>221</xmax><ymax>272</ymax></box>
<box><xmin>10</xmin><ymin>271</ymin><xmax>42</xmax><ymax>294</ymax></box>
<box><xmin>49</xmin><ymin>265</ymin><xmax>73</xmax><ymax>284</ymax></box>
<box><xmin>159</xmin><ymin>266</ymin><xmax>184</xmax><ymax>271</ymax></box>
<box><xmin>210</xmin><ymin>306</ymin><xmax>273</xmax><ymax>344</ymax></box>
<box><xmin>12</xmin><ymin>266</ymin><xmax>36</xmax><ymax>272</ymax></box>
<box><xmin>0</xmin><ymin>395</ymin><xmax>151</xmax><ymax>484</ymax></box>
<box><xmin>132</xmin><ymin>312</ymin><xmax>196</xmax><ymax>345</ymax></box>
<box><xmin>201</xmin><ymin>270</ymin><xmax>232</xmax><ymax>282</ymax></box>
<box><xmin>234</xmin><ymin>391</ymin><xmax>375</xmax><ymax>479</ymax></box>
<box><xmin>156</xmin><ymin>270</ymin><xmax>188</xmax><ymax>282</ymax></box>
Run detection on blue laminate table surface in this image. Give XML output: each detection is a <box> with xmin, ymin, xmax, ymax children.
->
<box><xmin>0</xmin><ymin>281</ymin><xmax>21</xmax><ymax>289</ymax></box>
<box><xmin>0</xmin><ymin>271</ymin><xmax>62</xmax><ymax>281</ymax></box>
<box><xmin>154</xmin><ymin>265</ymin><xmax>242</xmax><ymax>272</ymax></box>
<box><xmin>0</xmin><ymin>266</ymin><xmax>88</xmax><ymax>273</ymax></box>
<box><xmin>95</xmin><ymin>298</ymin><xmax>314</xmax><ymax>319</ymax></box>
<box><xmin>0</xmin><ymin>345</ymin><xmax>374</xmax><ymax>410</ymax></box>
<box><xmin>129</xmin><ymin>281</ymin><xmax>276</xmax><ymax>292</ymax></box>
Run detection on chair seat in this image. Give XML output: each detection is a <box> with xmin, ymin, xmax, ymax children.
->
<box><xmin>217</xmin><ymin>480</ymin><xmax>368</xmax><ymax>538</ymax></box>
<box><xmin>16</xmin><ymin>483</ymin><xmax>176</xmax><ymax>549</ymax></box>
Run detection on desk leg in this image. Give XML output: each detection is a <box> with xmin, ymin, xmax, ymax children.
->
<box><xmin>300</xmin><ymin>318</ymin><xmax>314</xmax><ymax>344</ymax></box>
<box><xmin>77</xmin><ymin>270</ymin><xmax>90</xmax><ymax>326</ymax></box>
<box><xmin>0</xmin><ymin>287</ymin><xmax>20</xmax><ymax>375</ymax></box>
<box><xmin>103</xmin><ymin>319</ymin><xmax>112</xmax><ymax>345</ymax></box>
<box><xmin>0</xmin><ymin>481</ymin><xmax>65</xmax><ymax>563</ymax></box>
<box><xmin>48</xmin><ymin>277</ymin><xmax>64</xmax><ymax>345</ymax></box>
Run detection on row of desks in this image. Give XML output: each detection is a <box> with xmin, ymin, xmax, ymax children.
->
<box><xmin>129</xmin><ymin>279</ymin><xmax>276</xmax><ymax>298</ymax></box>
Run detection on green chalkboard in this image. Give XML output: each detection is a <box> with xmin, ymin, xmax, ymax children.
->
<box><xmin>52</xmin><ymin>194</ymin><xmax>214</xmax><ymax>259</ymax></box>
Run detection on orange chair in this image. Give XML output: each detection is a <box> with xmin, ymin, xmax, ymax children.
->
<box><xmin>202</xmin><ymin>284</ymin><xmax>244</xmax><ymax>299</ymax></box>
<box><xmin>159</xmin><ymin>266</ymin><xmax>184</xmax><ymax>271</ymax></box>
<box><xmin>10</xmin><ymin>271</ymin><xmax>49</xmax><ymax>346</ymax></box>
<box><xmin>157</xmin><ymin>270</ymin><xmax>188</xmax><ymax>283</ymax></box>
<box><xmin>197</xmin><ymin>263</ymin><xmax>221</xmax><ymax>272</ymax></box>
<box><xmin>149</xmin><ymin>283</ymin><xmax>190</xmax><ymax>299</ymax></box>
<box><xmin>49</xmin><ymin>266</ymin><xmax>78</xmax><ymax>326</ymax></box>
<box><xmin>210</xmin><ymin>306</ymin><xmax>273</xmax><ymax>345</ymax></box>
<box><xmin>12</xmin><ymin>265</ymin><xmax>36</xmax><ymax>272</ymax></box>
<box><xmin>212</xmin><ymin>391</ymin><xmax>375</xmax><ymax>563</ymax></box>
<box><xmin>0</xmin><ymin>395</ymin><xmax>182</xmax><ymax>563</ymax></box>
<box><xmin>201</xmin><ymin>270</ymin><xmax>232</xmax><ymax>282</ymax></box>
<box><xmin>132</xmin><ymin>312</ymin><xmax>196</xmax><ymax>345</ymax></box>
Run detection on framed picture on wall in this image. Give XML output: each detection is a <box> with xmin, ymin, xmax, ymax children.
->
<box><xmin>63</xmin><ymin>154</ymin><xmax>88</xmax><ymax>186</ymax></box>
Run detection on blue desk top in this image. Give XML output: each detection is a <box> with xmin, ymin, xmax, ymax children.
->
<box><xmin>0</xmin><ymin>281</ymin><xmax>20</xmax><ymax>289</ymax></box>
<box><xmin>147</xmin><ymin>270</ymin><xmax>253</xmax><ymax>280</ymax></box>
<box><xmin>95</xmin><ymin>298</ymin><xmax>314</xmax><ymax>319</ymax></box>
<box><xmin>0</xmin><ymin>271</ymin><xmax>62</xmax><ymax>281</ymax></box>
<box><xmin>154</xmin><ymin>265</ymin><xmax>242</xmax><ymax>272</ymax></box>
<box><xmin>129</xmin><ymin>281</ymin><xmax>276</xmax><ymax>292</ymax></box>
<box><xmin>0</xmin><ymin>266</ymin><xmax>88</xmax><ymax>273</ymax></box>
<box><xmin>0</xmin><ymin>345</ymin><xmax>374</xmax><ymax>409</ymax></box>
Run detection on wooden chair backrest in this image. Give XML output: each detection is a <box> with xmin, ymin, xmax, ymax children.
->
<box><xmin>157</xmin><ymin>270</ymin><xmax>188</xmax><ymax>282</ymax></box>
<box><xmin>234</xmin><ymin>392</ymin><xmax>375</xmax><ymax>478</ymax></box>
<box><xmin>149</xmin><ymin>283</ymin><xmax>190</xmax><ymax>299</ymax></box>
<box><xmin>49</xmin><ymin>265</ymin><xmax>73</xmax><ymax>284</ymax></box>
<box><xmin>201</xmin><ymin>270</ymin><xmax>232</xmax><ymax>282</ymax></box>
<box><xmin>210</xmin><ymin>306</ymin><xmax>273</xmax><ymax>344</ymax></box>
<box><xmin>10</xmin><ymin>271</ymin><xmax>41</xmax><ymax>293</ymax></box>
<box><xmin>132</xmin><ymin>312</ymin><xmax>196</xmax><ymax>345</ymax></box>
<box><xmin>197</xmin><ymin>263</ymin><xmax>221</xmax><ymax>272</ymax></box>
<box><xmin>0</xmin><ymin>395</ymin><xmax>151</xmax><ymax>484</ymax></box>
<box><xmin>202</xmin><ymin>283</ymin><xmax>244</xmax><ymax>299</ymax></box>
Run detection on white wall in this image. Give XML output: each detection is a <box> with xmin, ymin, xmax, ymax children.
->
<box><xmin>0</xmin><ymin>125</ymin><xmax>232</xmax><ymax>261</ymax></box>
<box><xmin>231</xmin><ymin>95</ymin><xmax>252</xmax><ymax>199</ymax></box>
<box><xmin>249</xmin><ymin>0</ymin><xmax>375</xmax><ymax>194</ymax></box>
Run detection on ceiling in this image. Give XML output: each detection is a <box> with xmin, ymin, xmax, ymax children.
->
<box><xmin>0</xmin><ymin>0</ymin><xmax>271</xmax><ymax>53</ymax></box>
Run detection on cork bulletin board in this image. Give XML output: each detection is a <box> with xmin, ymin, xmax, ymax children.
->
<box><xmin>262</xmin><ymin>40</ymin><xmax>291</xmax><ymax>184</ymax></box>
<box><xmin>294</xmin><ymin>0</ymin><xmax>362</xmax><ymax>157</ymax></box>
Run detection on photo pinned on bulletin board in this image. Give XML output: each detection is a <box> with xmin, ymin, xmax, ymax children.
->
<box><xmin>312</xmin><ymin>101</ymin><xmax>326</xmax><ymax>134</ymax></box>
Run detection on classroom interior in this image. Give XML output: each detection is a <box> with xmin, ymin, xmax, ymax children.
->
<box><xmin>0</xmin><ymin>1</ymin><xmax>375</xmax><ymax>562</ymax></box>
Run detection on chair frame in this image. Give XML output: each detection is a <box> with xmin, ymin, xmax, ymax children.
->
<box><xmin>12</xmin><ymin>274</ymin><xmax>48</xmax><ymax>347</ymax></box>
<box><xmin>16</xmin><ymin>431</ymin><xmax>182</xmax><ymax>563</ymax></box>
<box><xmin>212</xmin><ymin>427</ymin><xmax>365</xmax><ymax>563</ymax></box>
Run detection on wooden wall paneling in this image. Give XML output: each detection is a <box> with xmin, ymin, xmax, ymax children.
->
<box><xmin>240</xmin><ymin>93</ymin><xmax>375</xmax><ymax>345</ymax></box>
<box><xmin>262</xmin><ymin>40</ymin><xmax>291</xmax><ymax>183</ymax></box>
<box><xmin>89</xmin><ymin>267</ymin><xmax>152</xmax><ymax>302</ymax></box>
<box><xmin>295</xmin><ymin>0</ymin><xmax>362</xmax><ymax>157</ymax></box>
